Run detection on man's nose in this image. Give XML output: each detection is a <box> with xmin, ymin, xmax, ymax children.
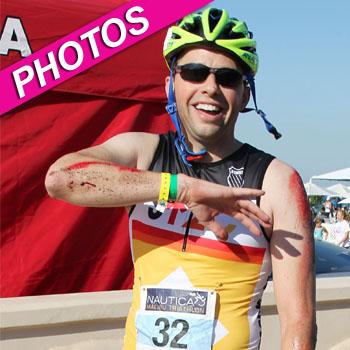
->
<box><xmin>200</xmin><ymin>73</ymin><xmax>220</xmax><ymax>95</ymax></box>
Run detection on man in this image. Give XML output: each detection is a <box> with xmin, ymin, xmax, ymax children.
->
<box><xmin>45</xmin><ymin>7</ymin><xmax>316</xmax><ymax>350</ymax></box>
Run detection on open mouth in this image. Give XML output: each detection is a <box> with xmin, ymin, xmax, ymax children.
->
<box><xmin>193</xmin><ymin>103</ymin><xmax>225</xmax><ymax>123</ymax></box>
<box><xmin>194</xmin><ymin>103</ymin><xmax>222</xmax><ymax>115</ymax></box>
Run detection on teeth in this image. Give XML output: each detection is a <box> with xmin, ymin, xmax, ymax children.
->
<box><xmin>195</xmin><ymin>103</ymin><xmax>220</xmax><ymax>112</ymax></box>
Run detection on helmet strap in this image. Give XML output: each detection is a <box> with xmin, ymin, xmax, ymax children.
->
<box><xmin>166</xmin><ymin>59</ymin><xmax>207</xmax><ymax>166</ymax></box>
<box><xmin>242</xmin><ymin>75</ymin><xmax>282</xmax><ymax>140</ymax></box>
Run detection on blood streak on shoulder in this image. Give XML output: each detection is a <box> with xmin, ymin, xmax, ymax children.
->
<box><xmin>67</xmin><ymin>161</ymin><xmax>140</xmax><ymax>172</ymax></box>
<box><xmin>289</xmin><ymin>170</ymin><xmax>311</xmax><ymax>224</ymax></box>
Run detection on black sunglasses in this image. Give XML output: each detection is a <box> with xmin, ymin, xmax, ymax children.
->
<box><xmin>174</xmin><ymin>63</ymin><xmax>245</xmax><ymax>88</ymax></box>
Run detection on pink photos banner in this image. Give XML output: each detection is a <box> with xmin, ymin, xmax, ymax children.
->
<box><xmin>0</xmin><ymin>0</ymin><xmax>211</xmax><ymax>116</ymax></box>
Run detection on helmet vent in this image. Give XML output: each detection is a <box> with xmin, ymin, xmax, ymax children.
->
<box><xmin>241</xmin><ymin>46</ymin><xmax>256</xmax><ymax>53</ymax></box>
<box><xmin>172</xmin><ymin>33</ymin><xmax>181</xmax><ymax>40</ymax></box>
<box><xmin>180</xmin><ymin>16</ymin><xmax>202</xmax><ymax>36</ymax></box>
<box><xmin>208</xmin><ymin>8</ymin><xmax>223</xmax><ymax>32</ymax></box>
<box><xmin>219</xmin><ymin>23</ymin><xmax>245</xmax><ymax>40</ymax></box>
<box><xmin>182</xmin><ymin>22</ymin><xmax>194</xmax><ymax>31</ymax></box>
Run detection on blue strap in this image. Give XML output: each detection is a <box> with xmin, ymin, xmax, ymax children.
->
<box><xmin>244</xmin><ymin>75</ymin><xmax>282</xmax><ymax>140</ymax></box>
<box><xmin>166</xmin><ymin>61</ymin><xmax>207</xmax><ymax>166</ymax></box>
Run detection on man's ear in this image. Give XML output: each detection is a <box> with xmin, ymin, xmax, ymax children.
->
<box><xmin>240</xmin><ymin>85</ymin><xmax>251</xmax><ymax>112</ymax></box>
<box><xmin>165</xmin><ymin>76</ymin><xmax>170</xmax><ymax>98</ymax></box>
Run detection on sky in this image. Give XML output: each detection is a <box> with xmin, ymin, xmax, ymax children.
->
<box><xmin>210</xmin><ymin>0</ymin><xmax>349</xmax><ymax>182</ymax></box>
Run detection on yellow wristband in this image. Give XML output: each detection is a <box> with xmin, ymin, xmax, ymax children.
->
<box><xmin>158</xmin><ymin>172</ymin><xmax>171</xmax><ymax>204</ymax></box>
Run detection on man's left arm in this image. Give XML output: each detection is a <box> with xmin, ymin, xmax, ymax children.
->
<box><xmin>262</xmin><ymin>160</ymin><xmax>317</xmax><ymax>350</ymax></box>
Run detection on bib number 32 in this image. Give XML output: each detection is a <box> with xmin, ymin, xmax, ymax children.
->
<box><xmin>152</xmin><ymin>317</ymin><xmax>189</xmax><ymax>348</ymax></box>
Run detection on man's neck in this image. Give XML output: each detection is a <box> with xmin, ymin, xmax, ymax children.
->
<box><xmin>188</xmin><ymin>136</ymin><xmax>243</xmax><ymax>163</ymax></box>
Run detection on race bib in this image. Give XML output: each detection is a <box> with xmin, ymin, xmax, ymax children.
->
<box><xmin>136</xmin><ymin>286</ymin><xmax>217</xmax><ymax>350</ymax></box>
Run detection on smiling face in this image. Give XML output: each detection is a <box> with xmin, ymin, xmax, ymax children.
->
<box><xmin>166</xmin><ymin>47</ymin><xmax>250</xmax><ymax>158</ymax></box>
<box><xmin>337</xmin><ymin>210</ymin><xmax>345</xmax><ymax>221</ymax></box>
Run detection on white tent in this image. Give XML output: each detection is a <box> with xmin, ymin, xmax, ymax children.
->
<box><xmin>304</xmin><ymin>182</ymin><xmax>336</xmax><ymax>196</ymax></box>
<box><xmin>338</xmin><ymin>197</ymin><xmax>350</xmax><ymax>205</ymax></box>
<box><xmin>311</xmin><ymin>167</ymin><xmax>350</xmax><ymax>182</ymax></box>
<box><xmin>326</xmin><ymin>184</ymin><xmax>350</xmax><ymax>197</ymax></box>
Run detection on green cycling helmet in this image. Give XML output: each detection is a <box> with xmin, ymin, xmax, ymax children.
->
<box><xmin>163</xmin><ymin>7</ymin><xmax>258</xmax><ymax>76</ymax></box>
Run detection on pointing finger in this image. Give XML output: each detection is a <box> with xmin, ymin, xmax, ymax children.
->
<box><xmin>230</xmin><ymin>188</ymin><xmax>265</xmax><ymax>199</ymax></box>
<box><xmin>232</xmin><ymin>212</ymin><xmax>261</xmax><ymax>236</ymax></box>
<box><xmin>238</xmin><ymin>200</ymin><xmax>271</xmax><ymax>224</ymax></box>
<box><xmin>240</xmin><ymin>207</ymin><xmax>272</xmax><ymax>229</ymax></box>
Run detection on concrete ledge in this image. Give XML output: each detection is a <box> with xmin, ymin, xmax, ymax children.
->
<box><xmin>1</xmin><ymin>277</ymin><xmax>350</xmax><ymax>350</ymax></box>
<box><xmin>330</xmin><ymin>338</ymin><xmax>350</xmax><ymax>350</ymax></box>
<box><xmin>1</xmin><ymin>290</ymin><xmax>132</xmax><ymax>329</ymax></box>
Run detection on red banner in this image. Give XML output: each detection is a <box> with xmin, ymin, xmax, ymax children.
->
<box><xmin>0</xmin><ymin>0</ymin><xmax>178</xmax><ymax>296</ymax></box>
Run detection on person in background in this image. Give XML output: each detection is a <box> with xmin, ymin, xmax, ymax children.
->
<box><xmin>323</xmin><ymin>209</ymin><xmax>349</xmax><ymax>247</ymax></box>
<box><xmin>345</xmin><ymin>211</ymin><xmax>350</xmax><ymax>248</ymax></box>
<box><xmin>323</xmin><ymin>197</ymin><xmax>333</xmax><ymax>221</ymax></box>
<box><xmin>313</xmin><ymin>218</ymin><xmax>324</xmax><ymax>240</ymax></box>
<box><xmin>318</xmin><ymin>206</ymin><xmax>329</xmax><ymax>222</ymax></box>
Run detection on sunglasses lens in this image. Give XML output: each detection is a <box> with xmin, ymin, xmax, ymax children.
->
<box><xmin>216</xmin><ymin>69</ymin><xmax>242</xmax><ymax>88</ymax></box>
<box><xmin>179</xmin><ymin>64</ymin><xmax>209</xmax><ymax>82</ymax></box>
<box><xmin>176</xmin><ymin>64</ymin><xmax>243</xmax><ymax>88</ymax></box>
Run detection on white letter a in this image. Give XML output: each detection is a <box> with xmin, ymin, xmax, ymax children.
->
<box><xmin>0</xmin><ymin>17</ymin><xmax>32</xmax><ymax>57</ymax></box>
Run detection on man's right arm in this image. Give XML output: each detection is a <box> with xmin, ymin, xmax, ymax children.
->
<box><xmin>45</xmin><ymin>132</ymin><xmax>272</xmax><ymax>239</ymax></box>
<box><xmin>45</xmin><ymin>132</ymin><xmax>161</xmax><ymax>207</ymax></box>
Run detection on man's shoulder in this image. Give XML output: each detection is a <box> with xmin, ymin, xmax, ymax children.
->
<box><xmin>265</xmin><ymin>158</ymin><xmax>297</xmax><ymax>180</ymax></box>
<box><xmin>262</xmin><ymin>158</ymin><xmax>302</xmax><ymax>196</ymax></box>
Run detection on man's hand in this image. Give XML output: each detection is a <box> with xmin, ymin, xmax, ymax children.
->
<box><xmin>177</xmin><ymin>174</ymin><xmax>272</xmax><ymax>240</ymax></box>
